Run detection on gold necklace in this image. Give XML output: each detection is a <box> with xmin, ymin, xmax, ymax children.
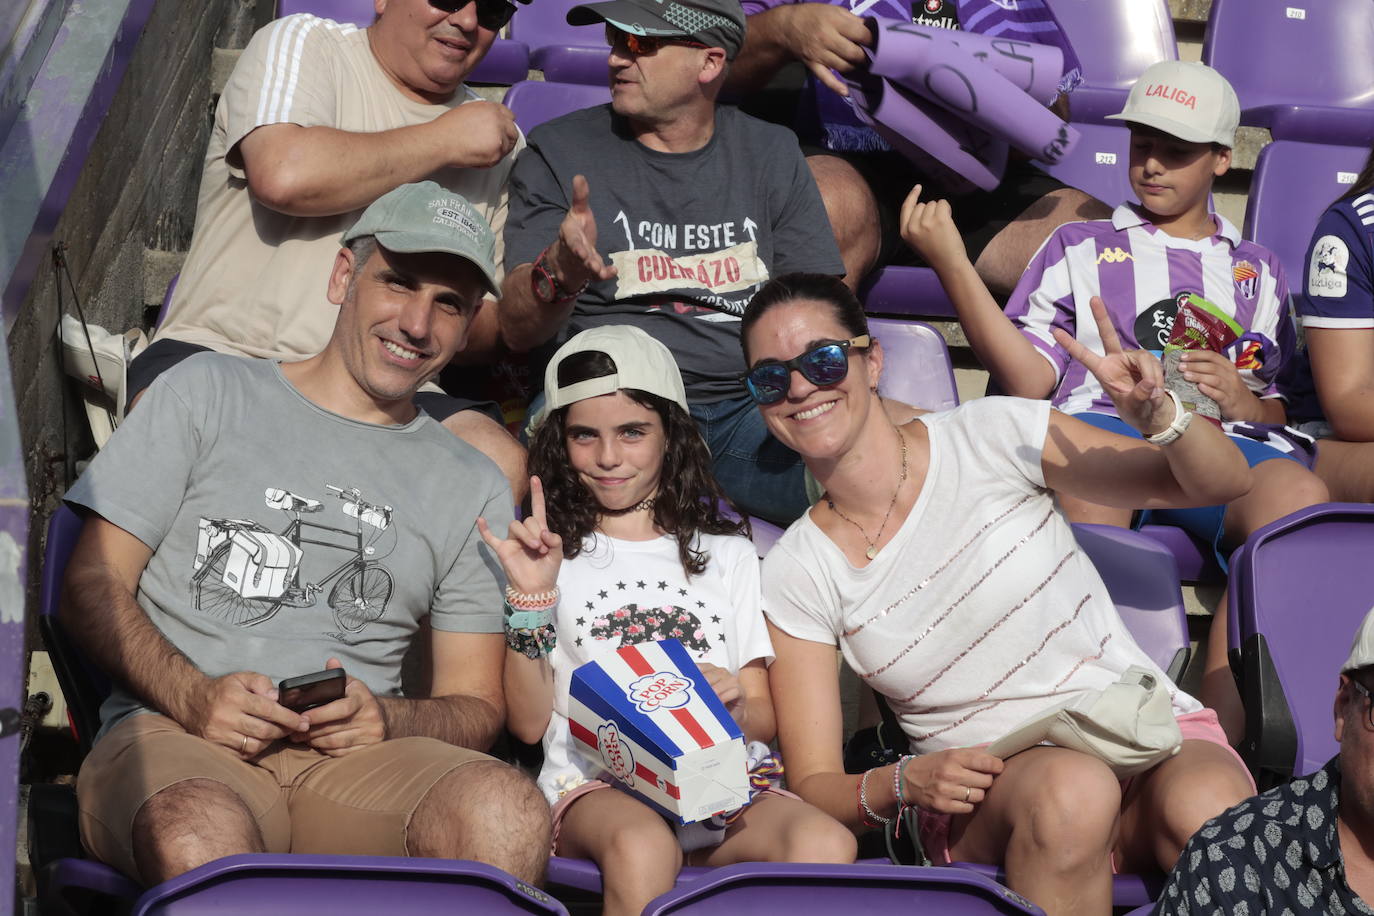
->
<box><xmin>826</xmin><ymin>428</ymin><xmax>908</xmax><ymax>560</ymax></box>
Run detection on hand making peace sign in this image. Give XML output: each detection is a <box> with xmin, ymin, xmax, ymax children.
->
<box><xmin>477</xmin><ymin>476</ymin><xmax>564</xmax><ymax>595</ymax></box>
<box><xmin>1053</xmin><ymin>296</ymin><xmax>1179</xmax><ymax>438</ymax></box>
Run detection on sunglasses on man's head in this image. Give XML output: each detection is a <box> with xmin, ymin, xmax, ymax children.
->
<box><xmin>742</xmin><ymin>336</ymin><xmax>871</xmax><ymax>406</ymax></box>
<box><xmin>604</xmin><ymin>24</ymin><xmax>708</xmax><ymax>55</ymax></box>
<box><xmin>429</xmin><ymin>0</ymin><xmax>518</xmax><ymax>32</ymax></box>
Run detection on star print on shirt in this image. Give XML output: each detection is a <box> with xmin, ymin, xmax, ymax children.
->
<box><xmin>658</xmin><ymin>581</ymin><xmax>668</xmax><ymax>590</ymax></box>
<box><xmin>598</xmin><ymin>590</ymin><xmax>608</xmax><ymax>599</ymax></box>
<box><xmin>636</xmin><ymin>580</ymin><xmax>646</xmax><ymax>589</ymax></box>
<box><xmin>711</xmin><ymin>615</ymin><xmax>721</xmax><ymax>624</ymax></box>
<box><xmin>576</xmin><ymin>617</ymin><xmax>585</xmax><ymax>627</ymax></box>
<box><xmin>696</xmin><ymin>601</ymin><xmax>705</xmax><ymax>608</ymax></box>
<box><xmin>575</xmin><ymin>637</ymin><xmax>582</xmax><ymax>647</ymax></box>
<box><xmin>616</xmin><ymin>581</ymin><xmax>626</xmax><ymax>590</ymax></box>
<box><xmin>678</xmin><ymin>588</ymin><xmax>688</xmax><ymax>596</ymax></box>
<box><xmin>717</xmin><ymin>633</ymin><xmax>727</xmax><ymax>643</ymax></box>
<box><xmin>585</xmin><ymin>601</ymin><xmax>594</xmax><ymax>611</ymax></box>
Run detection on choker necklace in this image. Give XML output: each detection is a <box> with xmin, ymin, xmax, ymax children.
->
<box><xmin>826</xmin><ymin>428</ymin><xmax>908</xmax><ymax>560</ymax></box>
<box><xmin>601</xmin><ymin>496</ymin><xmax>656</xmax><ymax>517</ymax></box>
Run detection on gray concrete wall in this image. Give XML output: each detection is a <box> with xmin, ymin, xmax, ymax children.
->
<box><xmin>7</xmin><ymin>0</ymin><xmax>270</xmax><ymax>612</ymax></box>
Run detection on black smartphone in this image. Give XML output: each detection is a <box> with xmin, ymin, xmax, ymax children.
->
<box><xmin>278</xmin><ymin>668</ymin><xmax>346</xmax><ymax>712</ymax></box>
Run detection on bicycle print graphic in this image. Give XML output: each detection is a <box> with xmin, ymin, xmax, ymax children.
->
<box><xmin>191</xmin><ymin>484</ymin><xmax>395</xmax><ymax>632</ymax></box>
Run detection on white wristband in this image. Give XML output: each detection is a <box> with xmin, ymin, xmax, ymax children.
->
<box><xmin>1146</xmin><ymin>388</ymin><xmax>1194</xmax><ymax>445</ymax></box>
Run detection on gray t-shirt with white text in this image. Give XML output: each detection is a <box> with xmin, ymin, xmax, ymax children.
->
<box><xmin>505</xmin><ymin>104</ymin><xmax>845</xmax><ymax>402</ymax></box>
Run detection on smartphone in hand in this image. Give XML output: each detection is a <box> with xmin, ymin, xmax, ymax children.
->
<box><xmin>278</xmin><ymin>668</ymin><xmax>346</xmax><ymax>712</ymax></box>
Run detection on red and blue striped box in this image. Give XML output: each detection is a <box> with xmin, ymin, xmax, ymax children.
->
<box><xmin>569</xmin><ymin>638</ymin><xmax>749</xmax><ymax>824</ymax></box>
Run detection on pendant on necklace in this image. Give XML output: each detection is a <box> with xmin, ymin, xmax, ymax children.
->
<box><xmin>865</xmin><ymin>545</ymin><xmax>877</xmax><ymax>560</ymax></box>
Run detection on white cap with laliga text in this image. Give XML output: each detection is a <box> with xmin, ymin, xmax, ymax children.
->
<box><xmin>1343</xmin><ymin>606</ymin><xmax>1374</xmax><ymax>673</ymax></box>
<box><xmin>1107</xmin><ymin>60</ymin><xmax>1240</xmax><ymax>148</ymax></box>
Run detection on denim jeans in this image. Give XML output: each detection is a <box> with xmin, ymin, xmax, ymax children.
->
<box><xmin>690</xmin><ymin>394</ymin><xmax>810</xmax><ymax>526</ymax></box>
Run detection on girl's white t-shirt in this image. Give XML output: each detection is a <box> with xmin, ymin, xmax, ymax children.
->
<box><xmin>763</xmin><ymin>397</ymin><xmax>1200</xmax><ymax>755</ymax></box>
<box><xmin>538</xmin><ymin>530</ymin><xmax>773</xmax><ymax>804</ymax></box>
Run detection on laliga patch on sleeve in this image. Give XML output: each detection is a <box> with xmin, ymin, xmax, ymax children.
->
<box><xmin>1308</xmin><ymin>235</ymin><xmax>1349</xmax><ymax>298</ymax></box>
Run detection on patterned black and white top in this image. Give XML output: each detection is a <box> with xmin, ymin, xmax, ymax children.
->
<box><xmin>1157</xmin><ymin>758</ymin><xmax>1374</xmax><ymax>915</ymax></box>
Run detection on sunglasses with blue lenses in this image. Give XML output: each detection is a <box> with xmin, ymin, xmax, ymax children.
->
<box><xmin>429</xmin><ymin>0</ymin><xmax>518</xmax><ymax>32</ymax></box>
<box><xmin>742</xmin><ymin>336</ymin><xmax>871</xmax><ymax>406</ymax></box>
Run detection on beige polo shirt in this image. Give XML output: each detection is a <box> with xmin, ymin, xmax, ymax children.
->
<box><xmin>156</xmin><ymin>14</ymin><xmax>521</xmax><ymax>360</ymax></box>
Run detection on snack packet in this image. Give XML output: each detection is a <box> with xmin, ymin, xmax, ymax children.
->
<box><xmin>1161</xmin><ymin>294</ymin><xmax>1244</xmax><ymax>420</ymax></box>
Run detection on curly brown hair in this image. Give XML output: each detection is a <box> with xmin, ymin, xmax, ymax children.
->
<box><xmin>529</xmin><ymin>350</ymin><xmax>749</xmax><ymax>577</ymax></box>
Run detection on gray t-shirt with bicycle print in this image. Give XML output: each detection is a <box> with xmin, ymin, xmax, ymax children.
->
<box><xmin>65</xmin><ymin>354</ymin><xmax>512</xmax><ymax>738</ymax></box>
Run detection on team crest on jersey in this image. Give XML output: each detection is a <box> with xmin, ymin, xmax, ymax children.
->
<box><xmin>1308</xmin><ymin>235</ymin><xmax>1349</xmax><ymax>298</ymax></box>
<box><xmin>1232</xmin><ymin>261</ymin><xmax>1258</xmax><ymax>300</ymax></box>
<box><xmin>1097</xmin><ymin>247</ymin><xmax>1133</xmax><ymax>265</ymax></box>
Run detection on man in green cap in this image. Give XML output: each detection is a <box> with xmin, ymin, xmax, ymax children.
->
<box><xmin>60</xmin><ymin>182</ymin><xmax>550</xmax><ymax>886</ymax></box>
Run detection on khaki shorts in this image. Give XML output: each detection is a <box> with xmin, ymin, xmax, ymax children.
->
<box><xmin>77</xmin><ymin>713</ymin><xmax>495</xmax><ymax>879</ymax></box>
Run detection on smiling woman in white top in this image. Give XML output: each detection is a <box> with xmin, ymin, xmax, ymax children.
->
<box><xmin>739</xmin><ymin>272</ymin><xmax>1257</xmax><ymax>916</ymax></box>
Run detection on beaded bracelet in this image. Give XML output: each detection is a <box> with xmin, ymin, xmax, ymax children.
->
<box><xmin>891</xmin><ymin>755</ymin><xmax>915</xmax><ymax>837</ymax></box>
<box><xmin>505</xmin><ymin>623</ymin><xmax>557</xmax><ymax>659</ymax></box>
<box><xmin>505</xmin><ymin>585</ymin><xmax>559</xmax><ymax>610</ymax></box>
<box><xmin>858</xmin><ymin>767</ymin><xmax>893</xmax><ymax>828</ymax></box>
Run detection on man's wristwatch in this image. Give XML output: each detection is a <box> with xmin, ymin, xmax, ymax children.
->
<box><xmin>531</xmin><ymin>246</ymin><xmax>588</xmax><ymax>305</ymax></box>
<box><xmin>1146</xmin><ymin>388</ymin><xmax>1195</xmax><ymax>446</ymax></box>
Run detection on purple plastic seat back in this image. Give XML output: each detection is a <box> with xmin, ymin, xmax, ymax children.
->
<box><xmin>502</xmin><ymin>79</ymin><xmax>611</xmax><ymax>134</ymax></box>
<box><xmin>1227</xmin><ymin>503</ymin><xmax>1374</xmax><ymax>784</ymax></box>
<box><xmin>642</xmin><ymin>862</ymin><xmax>1044</xmax><ymax>915</ymax></box>
<box><xmin>1202</xmin><ymin>0</ymin><xmax>1374</xmax><ymax>143</ymax></box>
<box><xmin>133</xmin><ymin>854</ymin><xmax>567</xmax><ymax>915</ymax></box>
<box><xmin>39</xmin><ymin>504</ymin><xmax>108</xmax><ymax>751</ymax></box>
<box><xmin>1043</xmin><ymin>0</ymin><xmax>1177</xmax><ymax>125</ymax></box>
<box><xmin>948</xmin><ymin>861</ymin><xmax>1161</xmax><ymax>910</ymax></box>
<box><xmin>1243</xmin><ymin>140</ymin><xmax>1370</xmax><ymax>286</ymax></box>
<box><xmin>869</xmin><ymin>317</ymin><xmax>959</xmax><ymax>413</ymax></box>
<box><xmin>508</xmin><ymin>0</ymin><xmax>609</xmax><ymax>85</ymax></box>
<box><xmin>1137</xmin><ymin>523</ymin><xmax>1222</xmax><ymax>585</ymax></box>
<box><xmin>1071</xmin><ymin>524</ymin><xmax>1190</xmax><ymax>683</ymax></box>
<box><xmin>858</xmin><ymin>267</ymin><xmax>956</xmax><ymax>320</ymax></box>
<box><xmin>274</xmin><ymin>0</ymin><xmax>531</xmax><ymax>84</ymax></box>
<box><xmin>1033</xmin><ymin>122</ymin><xmax>1136</xmax><ymax>207</ymax></box>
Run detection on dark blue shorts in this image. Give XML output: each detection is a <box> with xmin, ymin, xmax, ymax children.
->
<box><xmin>1071</xmin><ymin>411</ymin><xmax>1305</xmax><ymax>571</ymax></box>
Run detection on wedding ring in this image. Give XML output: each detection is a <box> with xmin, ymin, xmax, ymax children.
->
<box><xmin>963</xmin><ymin>785</ymin><xmax>971</xmax><ymax>803</ymax></box>
<box><xmin>240</xmin><ymin>735</ymin><xmax>249</xmax><ymax>754</ymax></box>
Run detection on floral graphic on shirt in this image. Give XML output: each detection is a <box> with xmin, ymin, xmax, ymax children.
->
<box><xmin>190</xmin><ymin>484</ymin><xmax>395</xmax><ymax>634</ymax></box>
<box><xmin>589</xmin><ymin>603</ymin><xmax>712</xmax><ymax>654</ymax></box>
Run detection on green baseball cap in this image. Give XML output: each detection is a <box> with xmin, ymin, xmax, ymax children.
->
<box><xmin>341</xmin><ymin>181</ymin><xmax>501</xmax><ymax>295</ymax></box>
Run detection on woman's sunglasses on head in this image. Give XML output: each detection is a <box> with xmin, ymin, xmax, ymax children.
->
<box><xmin>429</xmin><ymin>0</ymin><xmax>518</xmax><ymax>32</ymax></box>
<box><xmin>743</xmin><ymin>336</ymin><xmax>871</xmax><ymax>406</ymax></box>
<box><xmin>604</xmin><ymin>24</ymin><xmax>709</xmax><ymax>55</ymax></box>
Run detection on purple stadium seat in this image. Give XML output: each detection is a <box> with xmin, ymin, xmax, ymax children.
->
<box><xmin>947</xmin><ymin>861</ymin><xmax>1162</xmax><ymax>911</ymax></box>
<box><xmin>508</xmin><ymin>0</ymin><xmax>609</xmax><ymax>85</ymax></box>
<box><xmin>1044</xmin><ymin>0</ymin><xmax>1177</xmax><ymax>125</ymax></box>
<box><xmin>1242</xmin><ymin>140</ymin><xmax>1370</xmax><ymax>287</ymax></box>
<box><xmin>642</xmin><ymin>862</ymin><xmax>1044</xmax><ymax>915</ymax></box>
<box><xmin>869</xmin><ymin>317</ymin><xmax>960</xmax><ymax>413</ymax></box>
<box><xmin>131</xmin><ymin>854</ymin><xmax>566</xmax><ymax>915</ymax></box>
<box><xmin>1202</xmin><ymin>0</ymin><xmax>1374</xmax><ymax>144</ymax></box>
<box><xmin>1033</xmin><ymin>121</ymin><xmax>1136</xmax><ymax>208</ymax></box>
<box><xmin>858</xmin><ymin>267</ymin><xmax>956</xmax><ymax>320</ymax></box>
<box><xmin>1136</xmin><ymin>524</ymin><xmax>1221</xmax><ymax>585</ymax></box>
<box><xmin>275</xmin><ymin>0</ymin><xmax>531</xmax><ymax>84</ymax></box>
<box><xmin>39</xmin><ymin>504</ymin><xmax>106</xmax><ymax>751</ymax></box>
<box><xmin>502</xmin><ymin>79</ymin><xmax>611</xmax><ymax>135</ymax></box>
<box><xmin>1072</xmin><ymin>523</ymin><xmax>1190</xmax><ymax>683</ymax></box>
<box><xmin>1226</xmin><ymin>503</ymin><xmax>1374</xmax><ymax>787</ymax></box>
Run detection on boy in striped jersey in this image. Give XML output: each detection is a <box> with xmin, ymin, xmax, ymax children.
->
<box><xmin>901</xmin><ymin>60</ymin><xmax>1328</xmax><ymax>744</ymax></box>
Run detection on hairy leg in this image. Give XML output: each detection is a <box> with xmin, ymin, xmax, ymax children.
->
<box><xmin>694</xmin><ymin>793</ymin><xmax>857</xmax><ymax>866</ymax></box>
<box><xmin>1313</xmin><ymin>439</ymin><xmax>1374</xmax><ymax>503</ymax></box>
<box><xmin>973</xmin><ymin>189</ymin><xmax>1112</xmax><ymax>299</ymax></box>
<box><xmin>807</xmin><ymin>154</ymin><xmax>881</xmax><ymax>292</ymax></box>
<box><xmin>555</xmin><ymin>788</ymin><xmax>681</xmax><ymax>916</ymax></box>
<box><xmin>440</xmin><ymin>410</ymin><xmax>528</xmax><ymax>503</ymax></box>
<box><xmin>947</xmin><ymin>747</ymin><xmax>1120</xmax><ymax>916</ymax></box>
<box><xmin>1206</xmin><ymin>459</ymin><xmax>1330</xmax><ymax>742</ymax></box>
<box><xmin>407</xmin><ymin>760</ymin><xmax>551</xmax><ymax>886</ymax></box>
<box><xmin>1116</xmin><ymin>739</ymin><xmax>1252</xmax><ymax>872</ymax></box>
<box><xmin>132</xmin><ymin>778</ymin><xmax>264</xmax><ymax>884</ymax></box>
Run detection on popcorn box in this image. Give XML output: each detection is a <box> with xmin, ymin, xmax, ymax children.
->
<box><xmin>569</xmin><ymin>639</ymin><xmax>749</xmax><ymax>825</ymax></box>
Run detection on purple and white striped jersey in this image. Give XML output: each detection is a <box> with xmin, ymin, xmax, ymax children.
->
<box><xmin>1005</xmin><ymin>204</ymin><xmax>1296</xmax><ymax>418</ymax></box>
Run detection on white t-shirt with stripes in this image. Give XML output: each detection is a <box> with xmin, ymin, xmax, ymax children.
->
<box><xmin>762</xmin><ymin>397</ymin><xmax>1200</xmax><ymax>755</ymax></box>
<box><xmin>156</xmin><ymin>14</ymin><xmax>521</xmax><ymax>361</ymax></box>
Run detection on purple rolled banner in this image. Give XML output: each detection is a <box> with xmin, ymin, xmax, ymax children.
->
<box><xmin>868</xmin><ymin>17</ymin><xmax>1064</xmax><ymax>105</ymax></box>
<box><xmin>866</xmin><ymin>18</ymin><xmax>1078</xmax><ymax>166</ymax></box>
<box><xmin>847</xmin><ymin>69</ymin><xmax>1008</xmax><ymax>193</ymax></box>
